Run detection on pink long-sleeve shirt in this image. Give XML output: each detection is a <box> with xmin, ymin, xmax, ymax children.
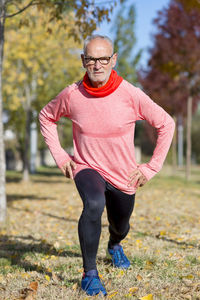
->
<box><xmin>39</xmin><ymin>79</ymin><xmax>175</xmax><ymax>194</ymax></box>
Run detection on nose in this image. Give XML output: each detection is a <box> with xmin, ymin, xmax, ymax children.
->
<box><xmin>94</xmin><ymin>59</ymin><xmax>101</xmax><ymax>69</ymax></box>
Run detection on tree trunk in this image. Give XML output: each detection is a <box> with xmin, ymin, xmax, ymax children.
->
<box><xmin>172</xmin><ymin>116</ymin><xmax>177</xmax><ymax>173</ymax></box>
<box><xmin>177</xmin><ymin>115</ymin><xmax>184</xmax><ymax>167</ymax></box>
<box><xmin>23</xmin><ymin>85</ymin><xmax>32</xmax><ymax>181</ymax></box>
<box><xmin>30</xmin><ymin>111</ymin><xmax>37</xmax><ymax>174</ymax></box>
<box><xmin>0</xmin><ymin>1</ymin><xmax>6</xmax><ymax>223</ymax></box>
<box><xmin>186</xmin><ymin>96</ymin><xmax>192</xmax><ymax>181</ymax></box>
<box><xmin>23</xmin><ymin>109</ymin><xmax>31</xmax><ymax>181</ymax></box>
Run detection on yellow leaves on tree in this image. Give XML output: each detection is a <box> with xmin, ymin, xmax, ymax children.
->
<box><xmin>3</xmin><ymin>6</ymin><xmax>84</xmax><ymax>112</ymax></box>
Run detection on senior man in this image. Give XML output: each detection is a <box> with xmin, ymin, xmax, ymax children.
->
<box><xmin>39</xmin><ymin>34</ymin><xmax>175</xmax><ymax>296</ymax></box>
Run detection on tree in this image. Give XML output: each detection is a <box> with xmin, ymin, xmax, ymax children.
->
<box><xmin>112</xmin><ymin>2</ymin><xmax>141</xmax><ymax>84</ymax></box>
<box><xmin>178</xmin><ymin>0</ymin><xmax>200</xmax><ymax>11</ymax></box>
<box><xmin>138</xmin><ymin>0</ymin><xmax>200</xmax><ymax>178</ymax></box>
<box><xmin>112</xmin><ymin>2</ymin><xmax>145</xmax><ymax>153</ymax></box>
<box><xmin>0</xmin><ymin>0</ymin><xmax>123</xmax><ymax>222</ymax></box>
<box><xmin>192</xmin><ymin>109</ymin><xmax>200</xmax><ymax>164</ymax></box>
<box><xmin>3</xmin><ymin>7</ymin><xmax>84</xmax><ymax>180</ymax></box>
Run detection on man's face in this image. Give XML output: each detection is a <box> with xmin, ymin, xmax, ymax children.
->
<box><xmin>81</xmin><ymin>38</ymin><xmax>117</xmax><ymax>87</ymax></box>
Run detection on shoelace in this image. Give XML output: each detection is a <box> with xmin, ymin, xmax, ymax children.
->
<box><xmin>84</xmin><ymin>276</ymin><xmax>103</xmax><ymax>290</ymax></box>
<box><xmin>113</xmin><ymin>248</ymin><xmax>128</xmax><ymax>263</ymax></box>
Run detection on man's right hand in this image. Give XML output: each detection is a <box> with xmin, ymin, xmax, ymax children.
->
<box><xmin>60</xmin><ymin>160</ymin><xmax>77</xmax><ymax>179</ymax></box>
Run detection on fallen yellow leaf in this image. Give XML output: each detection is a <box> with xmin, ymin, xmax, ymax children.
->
<box><xmin>108</xmin><ymin>291</ymin><xmax>118</xmax><ymax>298</ymax></box>
<box><xmin>45</xmin><ymin>275</ymin><xmax>50</xmax><ymax>282</ymax></box>
<box><xmin>159</xmin><ymin>231</ymin><xmax>166</xmax><ymax>236</ymax></box>
<box><xmin>72</xmin><ymin>282</ymin><xmax>78</xmax><ymax>291</ymax></box>
<box><xmin>99</xmin><ymin>273</ymin><xmax>105</xmax><ymax>280</ymax></box>
<box><xmin>136</xmin><ymin>274</ymin><xmax>143</xmax><ymax>281</ymax></box>
<box><xmin>136</xmin><ymin>239</ymin><xmax>143</xmax><ymax>248</ymax></box>
<box><xmin>184</xmin><ymin>274</ymin><xmax>194</xmax><ymax>279</ymax></box>
<box><xmin>146</xmin><ymin>260</ymin><xmax>153</xmax><ymax>265</ymax></box>
<box><xmin>47</xmin><ymin>268</ymin><xmax>52</xmax><ymax>273</ymax></box>
<box><xmin>117</xmin><ymin>270</ymin><xmax>125</xmax><ymax>277</ymax></box>
<box><xmin>129</xmin><ymin>286</ymin><xmax>139</xmax><ymax>294</ymax></box>
<box><xmin>139</xmin><ymin>294</ymin><xmax>153</xmax><ymax>300</ymax></box>
<box><xmin>78</xmin><ymin>268</ymin><xmax>83</xmax><ymax>273</ymax></box>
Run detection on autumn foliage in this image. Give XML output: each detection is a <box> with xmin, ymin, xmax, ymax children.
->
<box><xmin>139</xmin><ymin>0</ymin><xmax>200</xmax><ymax>118</ymax></box>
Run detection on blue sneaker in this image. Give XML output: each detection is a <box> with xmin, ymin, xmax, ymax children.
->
<box><xmin>81</xmin><ymin>269</ymin><xmax>107</xmax><ymax>296</ymax></box>
<box><xmin>107</xmin><ymin>244</ymin><xmax>130</xmax><ymax>269</ymax></box>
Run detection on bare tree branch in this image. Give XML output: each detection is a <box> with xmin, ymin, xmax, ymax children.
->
<box><xmin>2</xmin><ymin>0</ymin><xmax>116</xmax><ymax>19</ymax></box>
<box><xmin>4</xmin><ymin>0</ymin><xmax>35</xmax><ymax>18</ymax></box>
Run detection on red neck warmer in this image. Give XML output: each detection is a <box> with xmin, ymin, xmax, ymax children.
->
<box><xmin>82</xmin><ymin>69</ymin><xmax>123</xmax><ymax>97</ymax></box>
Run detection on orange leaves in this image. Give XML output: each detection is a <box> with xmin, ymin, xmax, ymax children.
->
<box><xmin>136</xmin><ymin>274</ymin><xmax>143</xmax><ymax>281</ymax></box>
<box><xmin>19</xmin><ymin>281</ymin><xmax>38</xmax><ymax>300</ymax></box>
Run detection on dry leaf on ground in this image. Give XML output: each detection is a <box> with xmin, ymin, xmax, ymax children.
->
<box><xmin>139</xmin><ymin>294</ymin><xmax>153</xmax><ymax>300</ymax></box>
<box><xmin>19</xmin><ymin>281</ymin><xmax>38</xmax><ymax>300</ymax></box>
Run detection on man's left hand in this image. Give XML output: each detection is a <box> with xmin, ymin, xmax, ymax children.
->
<box><xmin>127</xmin><ymin>169</ymin><xmax>147</xmax><ymax>188</ymax></box>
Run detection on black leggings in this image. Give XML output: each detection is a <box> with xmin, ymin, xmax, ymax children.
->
<box><xmin>74</xmin><ymin>168</ymin><xmax>135</xmax><ymax>272</ymax></box>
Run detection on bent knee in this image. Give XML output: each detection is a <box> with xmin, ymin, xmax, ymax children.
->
<box><xmin>84</xmin><ymin>196</ymin><xmax>105</xmax><ymax>220</ymax></box>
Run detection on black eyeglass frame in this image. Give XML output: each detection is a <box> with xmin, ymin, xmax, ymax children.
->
<box><xmin>83</xmin><ymin>54</ymin><xmax>114</xmax><ymax>65</ymax></box>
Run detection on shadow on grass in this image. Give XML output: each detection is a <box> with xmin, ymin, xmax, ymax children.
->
<box><xmin>6</xmin><ymin>173</ymin><xmax>22</xmax><ymax>183</ymax></box>
<box><xmin>155</xmin><ymin>234</ymin><xmax>200</xmax><ymax>249</ymax></box>
<box><xmin>32</xmin><ymin>179</ymin><xmax>71</xmax><ymax>184</ymax></box>
<box><xmin>7</xmin><ymin>194</ymin><xmax>55</xmax><ymax>203</ymax></box>
<box><xmin>0</xmin><ymin>234</ymin><xmax>81</xmax><ymax>280</ymax></box>
<box><xmin>133</xmin><ymin>230</ymin><xmax>200</xmax><ymax>250</ymax></box>
<box><xmin>10</xmin><ymin>207</ymin><xmax>108</xmax><ymax>228</ymax></box>
<box><xmin>35</xmin><ymin>169</ymin><xmax>63</xmax><ymax>177</ymax></box>
<box><xmin>6</xmin><ymin>167</ymin><xmax>64</xmax><ymax>183</ymax></box>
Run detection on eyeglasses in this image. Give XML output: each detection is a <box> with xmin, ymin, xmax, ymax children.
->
<box><xmin>84</xmin><ymin>54</ymin><xmax>114</xmax><ymax>65</ymax></box>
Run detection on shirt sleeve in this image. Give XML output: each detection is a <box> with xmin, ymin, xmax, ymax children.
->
<box><xmin>133</xmin><ymin>86</ymin><xmax>175</xmax><ymax>180</ymax></box>
<box><xmin>38</xmin><ymin>87</ymin><xmax>73</xmax><ymax>169</ymax></box>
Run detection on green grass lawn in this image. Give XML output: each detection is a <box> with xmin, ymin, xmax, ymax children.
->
<box><xmin>0</xmin><ymin>166</ymin><xmax>200</xmax><ymax>299</ymax></box>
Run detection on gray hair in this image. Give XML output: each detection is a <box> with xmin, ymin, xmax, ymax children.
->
<box><xmin>83</xmin><ymin>34</ymin><xmax>114</xmax><ymax>55</ymax></box>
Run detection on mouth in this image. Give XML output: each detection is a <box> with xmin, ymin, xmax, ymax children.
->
<box><xmin>93</xmin><ymin>72</ymin><xmax>104</xmax><ymax>75</ymax></box>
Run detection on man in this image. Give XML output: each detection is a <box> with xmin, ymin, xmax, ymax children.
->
<box><xmin>39</xmin><ymin>35</ymin><xmax>175</xmax><ymax>296</ymax></box>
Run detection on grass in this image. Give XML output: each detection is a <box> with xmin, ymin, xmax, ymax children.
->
<box><xmin>0</xmin><ymin>165</ymin><xmax>200</xmax><ymax>299</ymax></box>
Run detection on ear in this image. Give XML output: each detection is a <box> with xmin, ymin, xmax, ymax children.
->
<box><xmin>111</xmin><ymin>53</ymin><xmax>118</xmax><ymax>68</ymax></box>
<box><xmin>81</xmin><ymin>54</ymin><xmax>86</xmax><ymax>68</ymax></box>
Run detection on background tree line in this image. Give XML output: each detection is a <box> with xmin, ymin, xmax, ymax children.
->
<box><xmin>0</xmin><ymin>0</ymin><xmax>123</xmax><ymax>222</ymax></box>
<box><xmin>138</xmin><ymin>0</ymin><xmax>200</xmax><ymax>180</ymax></box>
<box><xmin>1</xmin><ymin>0</ymin><xmax>200</xmax><ymax>223</ymax></box>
